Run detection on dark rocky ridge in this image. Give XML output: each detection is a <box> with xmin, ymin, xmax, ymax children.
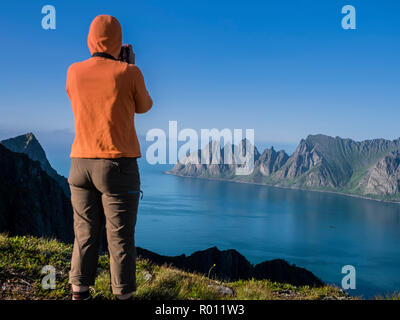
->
<box><xmin>136</xmin><ymin>246</ymin><xmax>323</xmax><ymax>288</ymax></box>
<box><xmin>0</xmin><ymin>144</ymin><xmax>73</xmax><ymax>242</ymax></box>
<box><xmin>1</xmin><ymin>133</ymin><xmax>70</xmax><ymax>197</ymax></box>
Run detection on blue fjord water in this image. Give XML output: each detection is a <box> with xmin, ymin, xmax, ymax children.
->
<box><xmin>60</xmin><ymin>158</ymin><xmax>400</xmax><ymax>298</ymax></box>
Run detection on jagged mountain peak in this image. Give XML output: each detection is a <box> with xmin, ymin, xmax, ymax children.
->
<box><xmin>1</xmin><ymin>132</ymin><xmax>48</xmax><ymax>170</ymax></box>
<box><xmin>169</xmin><ymin>134</ymin><xmax>400</xmax><ymax>201</ymax></box>
<box><xmin>1</xmin><ymin>132</ymin><xmax>70</xmax><ymax>197</ymax></box>
<box><xmin>0</xmin><ymin>143</ymin><xmax>73</xmax><ymax>242</ymax></box>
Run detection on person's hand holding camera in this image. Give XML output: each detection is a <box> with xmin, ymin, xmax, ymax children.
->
<box><xmin>119</xmin><ymin>44</ymin><xmax>135</xmax><ymax>64</ymax></box>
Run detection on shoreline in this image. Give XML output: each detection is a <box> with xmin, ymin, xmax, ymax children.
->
<box><xmin>164</xmin><ymin>171</ymin><xmax>400</xmax><ymax>205</ymax></box>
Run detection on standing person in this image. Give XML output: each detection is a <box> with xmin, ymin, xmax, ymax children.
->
<box><xmin>66</xmin><ymin>15</ymin><xmax>153</xmax><ymax>300</ymax></box>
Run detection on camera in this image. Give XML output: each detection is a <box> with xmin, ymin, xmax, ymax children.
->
<box><xmin>118</xmin><ymin>44</ymin><xmax>135</xmax><ymax>64</ymax></box>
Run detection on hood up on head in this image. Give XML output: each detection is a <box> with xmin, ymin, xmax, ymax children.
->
<box><xmin>87</xmin><ymin>15</ymin><xmax>122</xmax><ymax>59</ymax></box>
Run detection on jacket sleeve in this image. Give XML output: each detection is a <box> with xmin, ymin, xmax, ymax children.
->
<box><xmin>133</xmin><ymin>66</ymin><xmax>153</xmax><ymax>114</ymax></box>
<box><xmin>66</xmin><ymin>66</ymin><xmax>72</xmax><ymax>99</ymax></box>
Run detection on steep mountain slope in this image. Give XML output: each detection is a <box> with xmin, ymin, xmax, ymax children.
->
<box><xmin>168</xmin><ymin>134</ymin><xmax>400</xmax><ymax>201</ymax></box>
<box><xmin>0</xmin><ymin>144</ymin><xmax>73</xmax><ymax>242</ymax></box>
<box><xmin>271</xmin><ymin>135</ymin><xmax>400</xmax><ymax>192</ymax></box>
<box><xmin>361</xmin><ymin>151</ymin><xmax>400</xmax><ymax>196</ymax></box>
<box><xmin>1</xmin><ymin>133</ymin><xmax>70</xmax><ymax>197</ymax></box>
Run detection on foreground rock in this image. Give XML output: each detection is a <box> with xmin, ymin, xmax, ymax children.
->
<box><xmin>136</xmin><ymin>246</ymin><xmax>324</xmax><ymax>288</ymax></box>
<box><xmin>0</xmin><ymin>144</ymin><xmax>73</xmax><ymax>242</ymax></box>
<box><xmin>1</xmin><ymin>133</ymin><xmax>70</xmax><ymax>197</ymax></box>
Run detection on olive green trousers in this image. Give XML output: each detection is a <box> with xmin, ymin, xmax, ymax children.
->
<box><xmin>68</xmin><ymin>157</ymin><xmax>140</xmax><ymax>295</ymax></box>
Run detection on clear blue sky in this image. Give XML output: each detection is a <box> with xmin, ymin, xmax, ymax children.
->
<box><xmin>0</xmin><ymin>0</ymin><xmax>399</xmax><ymax>148</ymax></box>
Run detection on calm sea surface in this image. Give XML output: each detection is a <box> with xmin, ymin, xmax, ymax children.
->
<box><xmin>60</xmin><ymin>158</ymin><xmax>400</xmax><ymax>298</ymax></box>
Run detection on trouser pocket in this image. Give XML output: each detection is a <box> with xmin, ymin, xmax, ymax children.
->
<box><xmin>128</xmin><ymin>189</ymin><xmax>143</xmax><ymax>199</ymax></box>
<box><xmin>98</xmin><ymin>158</ymin><xmax>141</xmax><ymax>196</ymax></box>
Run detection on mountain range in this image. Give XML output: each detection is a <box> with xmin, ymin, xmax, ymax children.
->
<box><xmin>0</xmin><ymin>132</ymin><xmax>324</xmax><ymax>287</ymax></box>
<box><xmin>168</xmin><ymin>134</ymin><xmax>400</xmax><ymax>202</ymax></box>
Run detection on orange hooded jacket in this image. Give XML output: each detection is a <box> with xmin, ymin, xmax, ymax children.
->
<box><xmin>66</xmin><ymin>15</ymin><xmax>152</xmax><ymax>158</ymax></box>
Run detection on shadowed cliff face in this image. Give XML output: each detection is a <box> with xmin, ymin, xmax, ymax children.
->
<box><xmin>168</xmin><ymin>134</ymin><xmax>400</xmax><ymax>201</ymax></box>
<box><xmin>0</xmin><ymin>133</ymin><xmax>70</xmax><ymax>197</ymax></box>
<box><xmin>136</xmin><ymin>246</ymin><xmax>324</xmax><ymax>288</ymax></box>
<box><xmin>0</xmin><ymin>144</ymin><xmax>73</xmax><ymax>243</ymax></box>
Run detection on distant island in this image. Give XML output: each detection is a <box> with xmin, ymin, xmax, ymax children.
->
<box><xmin>167</xmin><ymin>134</ymin><xmax>400</xmax><ymax>203</ymax></box>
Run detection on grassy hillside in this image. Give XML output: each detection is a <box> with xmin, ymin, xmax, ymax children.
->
<box><xmin>0</xmin><ymin>234</ymin><xmax>358</xmax><ymax>300</ymax></box>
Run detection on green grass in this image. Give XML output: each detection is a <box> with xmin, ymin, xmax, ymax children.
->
<box><xmin>0</xmin><ymin>233</ymin><xmax>354</xmax><ymax>300</ymax></box>
<box><xmin>375</xmin><ymin>293</ymin><xmax>400</xmax><ymax>300</ymax></box>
